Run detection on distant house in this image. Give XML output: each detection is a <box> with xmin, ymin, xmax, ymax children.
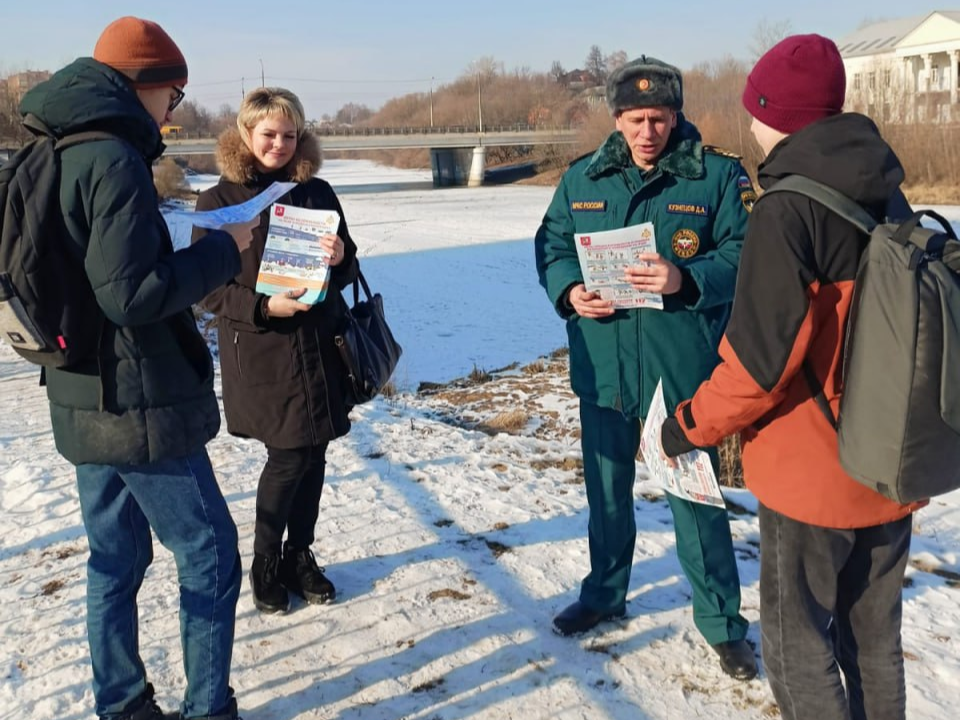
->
<box><xmin>5</xmin><ymin>70</ymin><xmax>51</xmax><ymax>102</ymax></box>
<box><xmin>838</xmin><ymin>10</ymin><xmax>960</xmax><ymax>121</ymax></box>
<box><xmin>558</xmin><ymin>69</ymin><xmax>604</xmax><ymax>92</ymax></box>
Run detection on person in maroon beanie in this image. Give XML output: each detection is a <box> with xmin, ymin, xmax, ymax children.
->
<box><xmin>659</xmin><ymin>34</ymin><xmax>919</xmax><ymax>720</ymax></box>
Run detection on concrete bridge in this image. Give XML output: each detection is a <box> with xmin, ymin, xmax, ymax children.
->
<box><xmin>163</xmin><ymin>126</ymin><xmax>579</xmax><ymax>187</ymax></box>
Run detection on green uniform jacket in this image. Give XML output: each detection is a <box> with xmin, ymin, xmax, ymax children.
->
<box><xmin>19</xmin><ymin>58</ymin><xmax>241</xmax><ymax>465</ymax></box>
<box><xmin>535</xmin><ymin>117</ymin><xmax>749</xmax><ymax>417</ymax></box>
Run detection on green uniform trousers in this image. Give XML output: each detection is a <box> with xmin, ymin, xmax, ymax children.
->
<box><xmin>578</xmin><ymin>401</ymin><xmax>749</xmax><ymax>645</ymax></box>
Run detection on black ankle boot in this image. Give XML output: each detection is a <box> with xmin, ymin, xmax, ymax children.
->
<box><xmin>281</xmin><ymin>545</ymin><xmax>336</xmax><ymax>604</ymax></box>
<box><xmin>115</xmin><ymin>684</ymin><xmax>168</xmax><ymax>720</ymax></box>
<box><xmin>250</xmin><ymin>553</ymin><xmax>289</xmax><ymax>613</ymax></box>
<box><xmin>552</xmin><ymin>601</ymin><xmax>625</xmax><ymax>636</ymax></box>
<box><xmin>710</xmin><ymin>639</ymin><xmax>759</xmax><ymax>681</ymax></box>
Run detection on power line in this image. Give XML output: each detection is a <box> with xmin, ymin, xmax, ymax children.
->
<box><xmin>190</xmin><ymin>75</ymin><xmax>448</xmax><ymax>87</ymax></box>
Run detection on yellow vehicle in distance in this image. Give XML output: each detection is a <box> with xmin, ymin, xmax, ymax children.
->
<box><xmin>160</xmin><ymin>125</ymin><xmax>183</xmax><ymax>138</ymax></box>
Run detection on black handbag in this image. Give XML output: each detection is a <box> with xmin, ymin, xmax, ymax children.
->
<box><xmin>335</xmin><ymin>270</ymin><xmax>403</xmax><ymax>405</ymax></box>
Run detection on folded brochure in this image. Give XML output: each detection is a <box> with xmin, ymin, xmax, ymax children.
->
<box><xmin>255</xmin><ymin>203</ymin><xmax>340</xmax><ymax>305</ymax></box>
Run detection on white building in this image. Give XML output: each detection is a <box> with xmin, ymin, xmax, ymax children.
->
<box><xmin>839</xmin><ymin>10</ymin><xmax>960</xmax><ymax>121</ymax></box>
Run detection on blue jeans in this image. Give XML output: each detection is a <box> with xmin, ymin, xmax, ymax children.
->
<box><xmin>76</xmin><ymin>451</ymin><xmax>242</xmax><ymax>719</ymax></box>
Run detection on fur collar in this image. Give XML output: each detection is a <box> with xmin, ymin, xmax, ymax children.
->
<box><xmin>584</xmin><ymin>113</ymin><xmax>703</xmax><ymax>181</ymax></box>
<box><xmin>215</xmin><ymin>127</ymin><xmax>322</xmax><ymax>184</ymax></box>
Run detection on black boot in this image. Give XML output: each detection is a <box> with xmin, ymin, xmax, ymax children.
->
<box><xmin>552</xmin><ymin>601</ymin><xmax>625</xmax><ymax>636</ymax></box>
<box><xmin>281</xmin><ymin>545</ymin><xmax>336</xmax><ymax>604</ymax></box>
<box><xmin>710</xmin><ymin>639</ymin><xmax>759</xmax><ymax>681</ymax></box>
<box><xmin>114</xmin><ymin>684</ymin><xmax>170</xmax><ymax>720</ymax></box>
<box><xmin>249</xmin><ymin>553</ymin><xmax>289</xmax><ymax>614</ymax></box>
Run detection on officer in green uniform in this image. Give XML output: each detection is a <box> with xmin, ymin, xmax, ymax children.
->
<box><xmin>534</xmin><ymin>56</ymin><xmax>757</xmax><ymax>681</ymax></box>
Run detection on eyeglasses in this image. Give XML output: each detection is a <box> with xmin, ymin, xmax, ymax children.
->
<box><xmin>168</xmin><ymin>86</ymin><xmax>185</xmax><ymax>113</ymax></box>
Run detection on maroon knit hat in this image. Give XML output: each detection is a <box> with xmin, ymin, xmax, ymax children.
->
<box><xmin>742</xmin><ymin>34</ymin><xmax>845</xmax><ymax>134</ymax></box>
<box><xmin>93</xmin><ymin>17</ymin><xmax>187</xmax><ymax>89</ymax></box>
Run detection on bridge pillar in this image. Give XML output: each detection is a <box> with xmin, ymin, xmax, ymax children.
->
<box><xmin>429</xmin><ymin>147</ymin><xmax>472</xmax><ymax>187</ymax></box>
<box><xmin>467</xmin><ymin>146</ymin><xmax>486</xmax><ymax>187</ymax></box>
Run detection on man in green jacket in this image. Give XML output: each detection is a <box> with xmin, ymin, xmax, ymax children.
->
<box><xmin>19</xmin><ymin>17</ymin><xmax>254</xmax><ymax>720</ymax></box>
<box><xmin>535</xmin><ymin>56</ymin><xmax>757</xmax><ymax>681</ymax></box>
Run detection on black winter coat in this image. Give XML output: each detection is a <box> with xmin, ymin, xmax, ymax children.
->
<box><xmin>195</xmin><ymin>129</ymin><xmax>358</xmax><ymax>448</ymax></box>
<box><xmin>19</xmin><ymin>58</ymin><xmax>241</xmax><ymax>465</ymax></box>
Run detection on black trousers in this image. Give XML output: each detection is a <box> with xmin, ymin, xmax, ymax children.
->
<box><xmin>253</xmin><ymin>443</ymin><xmax>329</xmax><ymax>556</ymax></box>
<box><xmin>759</xmin><ymin>503</ymin><xmax>912</xmax><ymax>720</ymax></box>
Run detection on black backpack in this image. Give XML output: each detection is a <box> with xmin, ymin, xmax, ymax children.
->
<box><xmin>0</xmin><ymin>114</ymin><xmax>114</xmax><ymax>366</ymax></box>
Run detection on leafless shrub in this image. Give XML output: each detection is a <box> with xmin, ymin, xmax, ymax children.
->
<box><xmin>719</xmin><ymin>435</ymin><xmax>744</xmax><ymax>489</ymax></box>
<box><xmin>467</xmin><ymin>364</ymin><xmax>491</xmax><ymax>385</ymax></box>
<box><xmin>153</xmin><ymin>157</ymin><xmax>190</xmax><ymax>200</ymax></box>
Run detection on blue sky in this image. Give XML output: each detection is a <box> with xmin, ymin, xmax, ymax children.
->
<box><xmin>1</xmin><ymin>0</ymin><xmax>932</xmax><ymax>119</ymax></box>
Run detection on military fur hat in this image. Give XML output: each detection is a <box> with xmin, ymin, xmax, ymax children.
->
<box><xmin>606</xmin><ymin>56</ymin><xmax>683</xmax><ymax>113</ymax></box>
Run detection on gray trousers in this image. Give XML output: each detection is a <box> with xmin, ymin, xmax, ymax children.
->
<box><xmin>759</xmin><ymin>504</ymin><xmax>912</xmax><ymax>720</ymax></box>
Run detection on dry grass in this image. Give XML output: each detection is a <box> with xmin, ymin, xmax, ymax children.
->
<box><xmin>426</xmin><ymin>588</ymin><xmax>471</xmax><ymax>601</ymax></box>
<box><xmin>522</xmin><ymin>359</ymin><xmax>548</xmax><ymax>375</ymax></box>
<box><xmin>467</xmin><ymin>365</ymin><xmax>492</xmax><ymax>385</ymax></box>
<box><xmin>480</xmin><ymin>409</ymin><xmax>529</xmax><ymax>434</ymax></box>
<box><xmin>719</xmin><ymin>435</ymin><xmax>745</xmax><ymax>489</ymax></box>
<box><xmin>379</xmin><ymin>381</ymin><xmax>398</xmax><ymax>399</ymax></box>
<box><xmin>903</xmin><ymin>183</ymin><xmax>960</xmax><ymax>206</ymax></box>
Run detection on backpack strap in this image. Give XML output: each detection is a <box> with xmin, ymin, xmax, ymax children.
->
<box><xmin>21</xmin><ymin>112</ymin><xmax>117</xmax><ymax>152</ymax></box>
<box><xmin>758</xmin><ymin>175</ymin><xmax>882</xmax><ymax>432</ymax></box>
<box><xmin>54</xmin><ymin>131</ymin><xmax>118</xmax><ymax>151</ymax></box>
<box><xmin>21</xmin><ymin>113</ymin><xmax>53</xmax><ymax>138</ymax></box>
<box><xmin>759</xmin><ymin>175</ymin><xmax>878</xmax><ymax>234</ymax></box>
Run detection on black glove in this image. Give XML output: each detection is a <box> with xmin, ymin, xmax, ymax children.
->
<box><xmin>661</xmin><ymin>416</ymin><xmax>697</xmax><ymax>458</ymax></box>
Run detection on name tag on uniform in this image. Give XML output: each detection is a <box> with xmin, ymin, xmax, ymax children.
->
<box><xmin>666</xmin><ymin>203</ymin><xmax>710</xmax><ymax>217</ymax></box>
<box><xmin>570</xmin><ymin>200</ymin><xmax>607</xmax><ymax>212</ymax></box>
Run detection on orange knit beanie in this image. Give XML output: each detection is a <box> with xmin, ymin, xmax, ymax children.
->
<box><xmin>93</xmin><ymin>16</ymin><xmax>187</xmax><ymax>88</ymax></box>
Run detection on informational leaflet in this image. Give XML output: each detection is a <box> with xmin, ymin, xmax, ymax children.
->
<box><xmin>165</xmin><ymin>181</ymin><xmax>298</xmax><ymax>251</ymax></box>
<box><xmin>638</xmin><ymin>379</ymin><xmax>725</xmax><ymax>508</ymax></box>
<box><xmin>255</xmin><ymin>203</ymin><xmax>340</xmax><ymax>305</ymax></box>
<box><xmin>573</xmin><ymin>223</ymin><xmax>663</xmax><ymax>310</ymax></box>
<box><xmin>167</xmin><ymin>181</ymin><xmax>297</xmax><ymax>230</ymax></box>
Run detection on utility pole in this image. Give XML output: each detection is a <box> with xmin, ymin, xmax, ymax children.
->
<box><xmin>477</xmin><ymin>72</ymin><xmax>484</xmax><ymax>134</ymax></box>
<box><xmin>259</xmin><ymin>58</ymin><xmax>265</xmax><ymax>87</ymax></box>
<box><xmin>429</xmin><ymin>76</ymin><xmax>434</xmax><ymax>128</ymax></box>
<box><xmin>241</xmin><ymin>77</ymin><xmax>245</xmax><ymax>99</ymax></box>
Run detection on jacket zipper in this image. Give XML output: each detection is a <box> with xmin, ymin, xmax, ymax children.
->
<box><xmin>315</xmin><ymin>327</ymin><xmax>336</xmax><ymax>438</ymax></box>
<box><xmin>295</xmin><ymin>331</ymin><xmax>320</xmax><ymax>446</ymax></box>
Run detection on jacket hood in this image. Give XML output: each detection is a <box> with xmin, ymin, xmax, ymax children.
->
<box><xmin>758</xmin><ymin>113</ymin><xmax>904</xmax><ymax>209</ymax></box>
<box><xmin>215</xmin><ymin>127</ymin><xmax>322</xmax><ymax>185</ymax></box>
<box><xmin>585</xmin><ymin>113</ymin><xmax>703</xmax><ymax>180</ymax></box>
<box><xmin>18</xmin><ymin>57</ymin><xmax>163</xmax><ymax>158</ymax></box>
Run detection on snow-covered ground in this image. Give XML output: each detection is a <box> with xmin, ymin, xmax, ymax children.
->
<box><xmin>1</xmin><ymin>160</ymin><xmax>958</xmax><ymax>720</ymax></box>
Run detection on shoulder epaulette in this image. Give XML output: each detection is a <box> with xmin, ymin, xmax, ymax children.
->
<box><xmin>703</xmin><ymin>145</ymin><xmax>742</xmax><ymax>161</ymax></box>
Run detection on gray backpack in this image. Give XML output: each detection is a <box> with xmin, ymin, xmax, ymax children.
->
<box><xmin>762</xmin><ymin>175</ymin><xmax>960</xmax><ymax>504</ymax></box>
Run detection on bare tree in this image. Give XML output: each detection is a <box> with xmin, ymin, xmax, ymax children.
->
<box><xmin>170</xmin><ymin>99</ymin><xmax>213</xmax><ymax>136</ymax></box>
<box><xmin>585</xmin><ymin>45</ymin><xmax>606</xmax><ymax>83</ymax></box>
<box><xmin>550</xmin><ymin>60</ymin><xmax>566</xmax><ymax>83</ymax></box>
<box><xmin>463</xmin><ymin>56</ymin><xmax>502</xmax><ymax>81</ymax></box>
<box><xmin>749</xmin><ymin>18</ymin><xmax>793</xmax><ymax>61</ymax></box>
<box><xmin>605</xmin><ymin>50</ymin><xmax>628</xmax><ymax>75</ymax></box>
<box><xmin>335</xmin><ymin>103</ymin><xmax>373</xmax><ymax>125</ymax></box>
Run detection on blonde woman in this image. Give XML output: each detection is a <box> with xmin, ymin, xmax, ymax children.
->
<box><xmin>195</xmin><ymin>88</ymin><xmax>358</xmax><ymax>613</ymax></box>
